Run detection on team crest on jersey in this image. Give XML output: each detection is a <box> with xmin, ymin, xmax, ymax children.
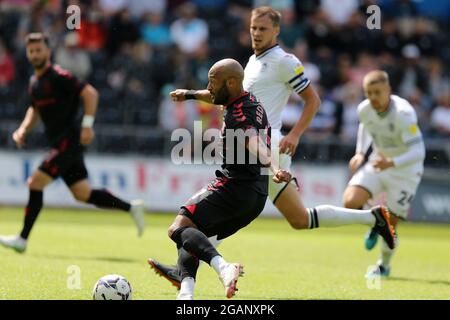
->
<box><xmin>261</xmin><ymin>62</ymin><xmax>268</xmax><ymax>72</ymax></box>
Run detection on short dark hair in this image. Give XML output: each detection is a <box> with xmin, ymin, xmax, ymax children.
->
<box><xmin>251</xmin><ymin>6</ymin><xmax>281</xmax><ymax>27</ymax></box>
<box><xmin>25</xmin><ymin>32</ymin><xmax>50</xmax><ymax>47</ymax></box>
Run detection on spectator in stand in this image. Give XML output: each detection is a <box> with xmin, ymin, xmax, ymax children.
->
<box><xmin>0</xmin><ymin>38</ymin><xmax>15</xmax><ymax>87</ymax></box>
<box><xmin>430</xmin><ymin>92</ymin><xmax>450</xmax><ymax>137</ymax></box>
<box><xmin>170</xmin><ymin>2</ymin><xmax>209</xmax><ymax>56</ymax></box>
<box><xmin>279</xmin><ymin>7</ymin><xmax>305</xmax><ymax>49</ymax></box>
<box><xmin>428</xmin><ymin>59</ymin><xmax>450</xmax><ymax>103</ymax></box>
<box><xmin>141</xmin><ymin>11</ymin><xmax>173</xmax><ymax>49</ymax></box>
<box><xmin>398</xmin><ymin>44</ymin><xmax>428</xmax><ymax>98</ymax></box>
<box><xmin>106</xmin><ymin>8</ymin><xmax>140</xmax><ymax>56</ymax></box>
<box><xmin>407</xmin><ymin>88</ymin><xmax>432</xmax><ymax>135</ymax></box>
<box><xmin>98</xmin><ymin>0</ymin><xmax>128</xmax><ymax>17</ymax></box>
<box><xmin>77</xmin><ymin>5</ymin><xmax>107</xmax><ymax>51</ymax></box>
<box><xmin>55</xmin><ymin>32</ymin><xmax>92</xmax><ymax>81</ymax></box>
<box><xmin>320</xmin><ymin>0</ymin><xmax>359</xmax><ymax>27</ymax></box>
<box><xmin>127</xmin><ymin>0</ymin><xmax>167</xmax><ymax>19</ymax></box>
<box><xmin>337</xmin><ymin>83</ymin><xmax>362</xmax><ymax>143</ymax></box>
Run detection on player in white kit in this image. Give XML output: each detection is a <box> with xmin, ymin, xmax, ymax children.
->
<box><xmin>148</xmin><ymin>8</ymin><xmax>396</xmax><ymax>297</ymax></box>
<box><xmin>343</xmin><ymin>70</ymin><xmax>425</xmax><ymax>277</ymax></box>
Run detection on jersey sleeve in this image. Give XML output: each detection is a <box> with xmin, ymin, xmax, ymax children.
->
<box><xmin>54</xmin><ymin>65</ymin><xmax>86</xmax><ymax>95</ymax></box>
<box><xmin>27</xmin><ymin>83</ymin><xmax>35</xmax><ymax>108</ymax></box>
<box><xmin>392</xmin><ymin>108</ymin><xmax>425</xmax><ymax>167</ymax></box>
<box><xmin>278</xmin><ymin>54</ymin><xmax>311</xmax><ymax>95</ymax></box>
<box><xmin>398</xmin><ymin>109</ymin><xmax>423</xmax><ymax>146</ymax></box>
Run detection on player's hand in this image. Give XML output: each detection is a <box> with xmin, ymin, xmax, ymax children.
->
<box><xmin>279</xmin><ymin>132</ymin><xmax>300</xmax><ymax>156</ymax></box>
<box><xmin>170</xmin><ymin>89</ymin><xmax>189</xmax><ymax>102</ymax></box>
<box><xmin>12</xmin><ymin>127</ymin><xmax>27</xmax><ymax>149</ymax></box>
<box><xmin>371</xmin><ymin>153</ymin><xmax>394</xmax><ymax>171</ymax></box>
<box><xmin>349</xmin><ymin>153</ymin><xmax>365</xmax><ymax>174</ymax></box>
<box><xmin>80</xmin><ymin>127</ymin><xmax>95</xmax><ymax>146</ymax></box>
<box><xmin>273</xmin><ymin>169</ymin><xmax>292</xmax><ymax>184</ymax></box>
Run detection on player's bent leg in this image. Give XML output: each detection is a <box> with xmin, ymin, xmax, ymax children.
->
<box><xmin>168</xmin><ymin>213</ymin><xmax>243</xmax><ymax>299</ymax></box>
<box><xmin>147</xmin><ymin>235</ymin><xmax>222</xmax><ymax>290</ymax></box>
<box><xmin>70</xmin><ymin>180</ymin><xmax>145</xmax><ymax>237</ymax></box>
<box><xmin>343</xmin><ymin>185</ymin><xmax>371</xmax><ymax>209</ymax></box>
<box><xmin>69</xmin><ymin>179</ymin><xmax>92</xmax><ymax>202</ymax></box>
<box><xmin>0</xmin><ymin>170</ymin><xmax>53</xmax><ymax>253</ymax></box>
<box><xmin>273</xmin><ymin>183</ymin><xmax>309</xmax><ymax>229</ymax></box>
<box><xmin>175</xmin><ymin>247</ymin><xmax>199</xmax><ymax>300</ymax></box>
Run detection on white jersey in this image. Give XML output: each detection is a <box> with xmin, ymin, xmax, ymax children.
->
<box><xmin>357</xmin><ymin>95</ymin><xmax>425</xmax><ymax>172</ymax></box>
<box><xmin>243</xmin><ymin>44</ymin><xmax>310</xmax><ymax>130</ymax></box>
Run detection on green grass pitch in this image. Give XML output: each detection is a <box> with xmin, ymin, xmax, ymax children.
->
<box><xmin>0</xmin><ymin>207</ymin><xmax>449</xmax><ymax>300</ymax></box>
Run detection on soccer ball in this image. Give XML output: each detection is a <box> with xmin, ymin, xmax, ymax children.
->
<box><xmin>92</xmin><ymin>274</ymin><xmax>132</xmax><ymax>300</ymax></box>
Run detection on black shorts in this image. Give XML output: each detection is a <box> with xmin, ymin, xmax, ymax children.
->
<box><xmin>180</xmin><ymin>170</ymin><xmax>267</xmax><ymax>240</ymax></box>
<box><xmin>38</xmin><ymin>137</ymin><xmax>88</xmax><ymax>186</ymax></box>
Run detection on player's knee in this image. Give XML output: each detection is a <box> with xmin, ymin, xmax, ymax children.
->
<box><xmin>343</xmin><ymin>193</ymin><xmax>363</xmax><ymax>209</ymax></box>
<box><xmin>72</xmin><ymin>189</ymin><xmax>90</xmax><ymax>202</ymax></box>
<box><xmin>27</xmin><ymin>176</ymin><xmax>44</xmax><ymax>190</ymax></box>
<box><xmin>167</xmin><ymin>224</ymin><xmax>177</xmax><ymax>239</ymax></box>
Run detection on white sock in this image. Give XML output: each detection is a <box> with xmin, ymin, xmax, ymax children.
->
<box><xmin>179</xmin><ymin>277</ymin><xmax>195</xmax><ymax>297</ymax></box>
<box><xmin>378</xmin><ymin>237</ymin><xmax>399</xmax><ymax>268</ymax></box>
<box><xmin>309</xmin><ymin>205</ymin><xmax>375</xmax><ymax>228</ymax></box>
<box><xmin>210</xmin><ymin>255</ymin><xmax>227</xmax><ymax>275</ymax></box>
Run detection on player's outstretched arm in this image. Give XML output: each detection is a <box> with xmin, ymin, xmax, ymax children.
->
<box><xmin>280</xmin><ymin>85</ymin><xmax>321</xmax><ymax>155</ymax></box>
<box><xmin>12</xmin><ymin>106</ymin><xmax>40</xmax><ymax>148</ymax></box>
<box><xmin>79</xmin><ymin>84</ymin><xmax>98</xmax><ymax>145</ymax></box>
<box><xmin>170</xmin><ymin>89</ymin><xmax>213</xmax><ymax>104</ymax></box>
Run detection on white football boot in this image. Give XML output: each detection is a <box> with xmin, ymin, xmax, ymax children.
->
<box><xmin>130</xmin><ymin>200</ymin><xmax>146</xmax><ymax>237</ymax></box>
<box><xmin>0</xmin><ymin>235</ymin><xmax>27</xmax><ymax>253</ymax></box>
<box><xmin>220</xmin><ymin>263</ymin><xmax>244</xmax><ymax>298</ymax></box>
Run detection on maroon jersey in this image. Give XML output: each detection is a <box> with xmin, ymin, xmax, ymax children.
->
<box><xmin>28</xmin><ymin>65</ymin><xmax>86</xmax><ymax>146</ymax></box>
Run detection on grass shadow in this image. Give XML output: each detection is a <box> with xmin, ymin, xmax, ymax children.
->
<box><xmin>31</xmin><ymin>253</ymin><xmax>142</xmax><ymax>264</ymax></box>
<box><xmin>388</xmin><ymin>276</ymin><xmax>450</xmax><ymax>286</ymax></box>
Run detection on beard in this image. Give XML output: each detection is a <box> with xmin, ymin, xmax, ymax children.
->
<box><xmin>31</xmin><ymin>58</ymin><xmax>47</xmax><ymax>70</ymax></box>
<box><xmin>213</xmin><ymin>82</ymin><xmax>230</xmax><ymax>105</ymax></box>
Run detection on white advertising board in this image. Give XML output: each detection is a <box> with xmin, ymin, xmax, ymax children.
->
<box><xmin>0</xmin><ymin>151</ymin><xmax>348</xmax><ymax>216</ymax></box>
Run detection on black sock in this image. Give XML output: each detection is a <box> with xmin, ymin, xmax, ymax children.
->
<box><xmin>170</xmin><ymin>227</ymin><xmax>219</xmax><ymax>264</ymax></box>
<box><xmin>177</xmin><ymin>246</ymin><xmax>199</xmax><ymax>280</ymax></box>
<box><xmin>20</xmin><ymin>190</ymin><xmax>43</xmax><ymax>240</ymax></box>
<box><xmin>87</xmin><ymin>189</ymin><xmax>131</xmax><ymax>211</ymax></box>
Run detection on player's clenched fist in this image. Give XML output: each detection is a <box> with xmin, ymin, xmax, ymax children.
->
<box><xmin>170</xmin><ymin>89</ymin><xmax>191</xmax><ymax>102</ymax></box>
<box><xmin>12</xmin><ymin>128</ymin><xmax>27</xmax><ymax>148</ymax></box>
<box><xmin>80</xmin><ymin>127</ymin><xmax>95</xmax><ymax>146</ymax></box>
<box><xmin>273</xmin><ymin>169</ymin><xmax>292</xmax><ymax>184</ymax></box>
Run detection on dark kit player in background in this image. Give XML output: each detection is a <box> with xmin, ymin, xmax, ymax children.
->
<box><xmin>0</xmin><ymin>33</ymin><xmax>145</xmax><ymax>253</ymax></box>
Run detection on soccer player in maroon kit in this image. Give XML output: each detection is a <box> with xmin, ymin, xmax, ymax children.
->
<box><xmin>0</xmin><ymin>33</ymin><xmax>145</xmax><ymax>253</ymax></box>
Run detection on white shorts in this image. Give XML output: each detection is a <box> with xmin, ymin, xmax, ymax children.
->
<box><xmin>348</xmin><ymin>163</ymin><xmax>423</xmax><ymax>219</ymax></box>
<box><xmin>268</xmin><ymin>130</ymin><xmax>297</xmax><ymax>203</ymax></box>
